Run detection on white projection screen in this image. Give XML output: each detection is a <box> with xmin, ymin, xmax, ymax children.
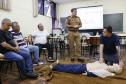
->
<box><xmin>77</xmin><ymin>6</ymin><xmax>103</xmax><ymax>30</ymax></box>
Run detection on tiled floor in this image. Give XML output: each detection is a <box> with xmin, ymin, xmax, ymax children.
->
<box><xmin>1</xmin><ymin>51</ymin><xmax>126</xmax><ymax>84</ymax></box>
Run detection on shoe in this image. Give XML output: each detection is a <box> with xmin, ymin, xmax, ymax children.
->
<box><xmin>71</xmin><ymin>57</ymin><xmax>75</xmax><ymax>62</ymax></box>
<box><xmin>47</xmin><ymin>57</ymin><xmax>54</xmax><ymax>62</ymax></box>
<box><xmin>78</xmin><ymin>57</ymin><xmax>85</xmax><ymax>63</ymax></box>
<box><xmin>38</xmin><ymin>62</ymin><xmax>44</xmax><ymax>65</ymax></box>
<box><xmin>25</xmin><ymin>72</ymin><xmax>38</xmax><ymax>79</ymax></box>
<box><xmin>19</xmin><ymin>74</ymin><xmax>27</xmax><ymax>80</ymax></box>
<box><xmin>33</xmin><ymin>61</ymin><xmax>39</xmax><ymax>66</ymax></box>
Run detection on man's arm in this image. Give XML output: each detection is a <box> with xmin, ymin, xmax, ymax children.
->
<box><xmin>65</xmin><ymin>17</ymin><xmax>72</xmax><ymax>28</ymax></box>
<box><xmin>1</xmin><ymin>42</ymin><xmax>16</xmax><ymax>51</ymax></box>
<box><xmin>116</xmin><ymin>46</ymin><xmax>121</xmax><ymax>59</ymax></box>
<box><xmin>14</xmin><ymin>39</ymin><xmax>19</xmax><ymax>47</ymax></box>
<box><xmin>28</xmin><ymin>35</ymin><xmax>33</xmax><ymax>44</ymax></box>
<box><xmin>14</xmin><ymin>39</ymin><xmax>20</xmax><ymax>51</ymax></box>
<box><xmin>99</xmin><ymin>44</ymin><xmax>104</xmax><ymax>63</ymax></box>
<box><xmin>78</xmin><ymin>17</ymin><xmax>82</xmax><ymax>28</ymax></box>
<box><xmin>116</xmin><ymin>46</ymin><xmax>124</xmax><ymax>67</ymax></box>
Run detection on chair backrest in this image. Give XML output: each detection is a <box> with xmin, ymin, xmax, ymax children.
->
<box><xmin>81</xmin><ymin>35</ymin><xmax>88</xmax><ymax>46</ymax></box>
<box><xmin>90</xmin><ymin>37</ymin><xmax>100</xmax><ymax>45</ymax></box>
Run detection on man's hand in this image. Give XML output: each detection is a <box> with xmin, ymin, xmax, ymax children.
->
<box><xmin>99</xmin><ymin>57</ymin><xmax>104</xmax><ymax>63</ymax></box>
<box><xmin>99</xmin><ymin>44</ymin><xmax>104</xmax><ymax>63</ymax></box>
<box><xmin>14</xmin><ymin>46</ymin><xmax>20</xmax><ymax>52</ymax></box>
<box><xmin>73</xmin><ymin>25</ymin><xmax>79</xmax><ymax>28</ymax></box>
<box><xmin>119</xmin><ymin>60</ymin><xmax>124</xmax><ymax>68</ymax></box>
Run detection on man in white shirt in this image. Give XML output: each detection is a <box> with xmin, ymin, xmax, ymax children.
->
<box><xmin>29</xmin><ymin>23</ymin><xmax>53</xmax><ymax>61</ymax></box>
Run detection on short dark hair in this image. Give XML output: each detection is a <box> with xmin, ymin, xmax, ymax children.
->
<box><xmin>38</xmin><ymin>24</ymin><xmax>40</xmax><ymax>28</ymax></box>
<box><xmin>12</xmin><ymin>22</ymin><xmax>18</xmax><ymax>28</ymax></box>
<box><xmin>104</xmin><ymin>26</ymin><xmax>112</xmax><ymax>33</ymax></box>
<box><xmin>38</xmin><ymin>24</ymin><xmax>41</xmax><ymax>28</ymax></box>
<box><xmin>71</xmin><ymin>8</ymin><xmax>77</xmax><ymax>12</ymax></box>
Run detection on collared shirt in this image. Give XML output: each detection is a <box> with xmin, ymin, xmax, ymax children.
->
<box><xmin>11</xmin><ymin>31</ymin><xmax>27</xmax><ymax>48</ymax></box>
<box><xmin>66</xmin><ymin>16</ymin><xmax>82</xmax><ymax>30</ymax></box>
<box><xmin>31</xmin><ymin>30</ymin><xmax>49</xmax><ymax>44</ymax></box>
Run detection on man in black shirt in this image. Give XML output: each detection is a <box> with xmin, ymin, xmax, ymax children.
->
<box><xmin>99</xmin><ymin>26</ymin><xmax>123</xmax><ymax>67</ymax></box>
<box><xmin>0</xmin><ymin>18</ymin><xmax>38</xmax><ymax>79</ymax></box>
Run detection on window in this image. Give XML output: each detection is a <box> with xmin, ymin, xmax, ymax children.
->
<box><xmin>44</xmin><ymin>0</ymin><xmax>51</xmax><ymax>17</ymax></box>
<box><xmin>38</xmin><ymin>0</ymin><xmax>57</xmax><ymax>29</ymax></box>
<box><xmin>38</xmin><ymin>0</ymin><xmax>52</xmax><ymax>17</ymax></box>
<box><xmin>38</xmin><ymin>0</ymin><xmax>44</xmax><ymax>15</ymax></box>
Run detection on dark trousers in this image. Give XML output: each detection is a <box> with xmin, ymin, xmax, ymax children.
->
<box><xmin>53</xmin><ymin>64</ymin><xmax>87</xmax><ymax>74</ymax></box>
<box><xmin>52</xmin><ymin>64</ymin><xmax>97</xmax><ymax>77</ymax></box>
<box><xmin>103</xmin><ymin>54</ymin><xmax>119</xmax><ymax>65</ymax></box>
<box><xmin>35</xmin><ymin>43</ymin><xmax>53</xmax><ymax>58</ymax></box>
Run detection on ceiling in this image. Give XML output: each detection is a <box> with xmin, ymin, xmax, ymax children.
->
<box><xmin>51</xmin><ymin>0</ymin><xmax>85</xmax><ymax>4</ymax></box>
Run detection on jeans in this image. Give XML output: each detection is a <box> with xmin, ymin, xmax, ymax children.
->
<box><xmin>20</xmin><ymin>45</ymin><xmax>39</xmax><ymax>63</ymax></box>
<box><xmin>35</xmin><ymin>43</ymin><xmax>53</xmax><ymax>58</ymax></box>
<box><xmin>4</xmin><ymin>50</ymin><xmax>33</xmax><ymax>75</ymax></box>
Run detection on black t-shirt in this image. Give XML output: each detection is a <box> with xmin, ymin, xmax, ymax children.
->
<box><xmin>0</xmin><ymin>30</ymin><xmax>15</xmax><ymax>54</ymax></box>
<box><xmin>100</xmin><ymin>34</ymin><xmax>120</xmax><ymax>55</ymax></box>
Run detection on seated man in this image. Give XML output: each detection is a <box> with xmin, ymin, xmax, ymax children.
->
<box><xmin>0</xmin><ymin>18</ymin><xmax>38</xmax><ymax>79</ymax></box>
<box><xmin>50</xmin><ymin>61</ymin><xmax>123</xmax><ymax>78</ymax></box>
<box><xmin>99</xmin><ymin>26</ymin><xmax>124</xmax><ymax>66</ymax></box>
<box><xmin>29</xmin><ymin>23</ymin><xmax>53</xmax><ymax>61</ymax></box>
<box><xmin>11</xmin><ymin>22</ymin><xmax>43</xmax><ymax>65</ymax></box>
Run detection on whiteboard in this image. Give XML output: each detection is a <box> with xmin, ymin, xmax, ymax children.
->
<box><xmin>77</xmin><ymin>6</ymin><xmax>103</xmax><ymax>30</ymax></box>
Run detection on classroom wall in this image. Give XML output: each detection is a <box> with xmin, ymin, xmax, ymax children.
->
<box><xmin>57</xmin><ymin>0</ymin><xmax>126</xmax><ymax>33</ymax></box>
<box><xmin>0</xmin><ymin>0</ymin><xmax>52</xmax><ymax>36</ymax></box>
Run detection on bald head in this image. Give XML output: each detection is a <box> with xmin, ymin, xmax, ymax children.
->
<box><xmin>1</xmin><ymin>18</ymin><xmax>12</xmax><ymax>31</ymax></box>
<box><xmin>38</xmin><ymin>23</ymin><xmax>44</xmax><ymax>31</ymax></box>
<box><xmin>1</xmin><ymin>18</ymin><xmax>11</xmax><ymax>24</ymax></box>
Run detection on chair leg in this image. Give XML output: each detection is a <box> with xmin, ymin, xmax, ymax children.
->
<box><xmin>15</xmin><ymin>61</ymin><xmax>24</xmax><ymax>80</ymax></box>
<box><xmin>0</xmin><ymin>62</ymin><xmax>2</xmax><ymax>84</ymax></box>
<box><xmin>5</xmin><ymin>61</ymin><xmax>9</xmax><ymax>74</ymax></box>
<box><xmin>0</xmin><ymin>62</ymin><xmax>2</xmax><ymax>72</ymax></box>
<box><xmin>9</xmin><ymin>61</ymin><xmax>14</xmax><ymax>70</ymax></box>
<box><xmin>0</xmin><ymin>77</ymin><xmax>2</xmax><ymax>84</ymax></box>
<box><xmin>1</xmin><ymin>62</ymin><xmax>4</xmax><ymax>73</ymax></box>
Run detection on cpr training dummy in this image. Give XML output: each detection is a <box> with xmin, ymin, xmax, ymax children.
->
<box><xmin>50</xmin><ymin>61</ymin><xmax>123</xmax><ymax>78</ymax></box>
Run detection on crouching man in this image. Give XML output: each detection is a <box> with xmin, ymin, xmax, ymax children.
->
<box><xmin>99</xmin><ymin>26</ymin><xmax>124</xmax><ymax>66</ymax></box>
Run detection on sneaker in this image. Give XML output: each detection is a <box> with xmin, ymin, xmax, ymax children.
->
<box><xmin>71</xmin><ymin>57</ymin><xmax>75</xmax><ymax>62</ymax></box>
<box><xmin>78</xmin><ymin>57</ymin><xmax>85</xmax><ymax>63</ymax></box>
<box><xmin>33</xmin><ymin>61</ymin><xmax>39</xmax><ymax>66</ymax></box>
<box><xmin>47</xmin><ymin>57</ymin><xmax>54</xmax><ymax>62</ymax></box>
<box><xmin>38</xmin><ymin>62</ymin><xmax>44</xmax><ymax>65</ymax></box>
<box><xmin>25</xmin><ymin>72</ymin><xmax>38</xmax><ymax>79</ymax></box>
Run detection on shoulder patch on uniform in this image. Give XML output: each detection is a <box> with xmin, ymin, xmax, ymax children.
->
<box><xmin>67</xmin><ymin>16</ymin><xmax>71</xmax><ymax>19</ymax></box>
<box><xmin>76</xmin><ymin>16</ymin><xmax>80</xmax><ymax>18</ymax></box>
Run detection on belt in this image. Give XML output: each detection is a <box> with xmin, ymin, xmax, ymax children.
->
<box><xmin>69</xmin><ymin>30</ymin><xmax>79</xmax><ymax>32</ymax></box>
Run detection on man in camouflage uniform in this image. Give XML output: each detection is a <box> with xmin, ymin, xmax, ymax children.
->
<box><xmin>65</xmin><ymin>8</ymin><xmax>82</xmax><ymax>59</ymax></box>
